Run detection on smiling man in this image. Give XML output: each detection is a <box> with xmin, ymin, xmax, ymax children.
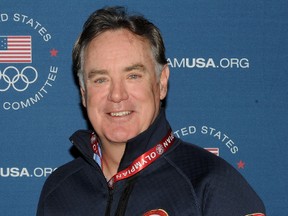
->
<box><xmin>37</xmin><ymin>6</ymin><xmax>265</xmax><ymax>216</ymax></box>
<box><xmin>80</xmin><ymin>28</ymin><xmax>169</xmax><ymax>181</ymax></box>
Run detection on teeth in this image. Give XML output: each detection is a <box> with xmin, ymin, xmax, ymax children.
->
<box><xmin>110</xmin><ymin>111</ymin><xmax>131</xmax><ymax>117</ymax></box>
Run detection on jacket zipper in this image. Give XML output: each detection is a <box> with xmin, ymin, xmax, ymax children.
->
<box><xmin>105</xmin><ymin>187</ymin><xmax>114</xmax><ymax>216</ymax></box>
<box><xmin>115</xmin><ymin>176</ymin><xmax>138</xmax><ymax>216</ymax></box>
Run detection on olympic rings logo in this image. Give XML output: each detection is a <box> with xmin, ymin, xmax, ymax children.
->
<box><xmin>0</xmin><ymin>66</ymin><xmax>38</xmax><ymax>92</ymax></box>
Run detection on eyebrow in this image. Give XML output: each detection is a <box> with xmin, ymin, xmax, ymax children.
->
<box><xmin>124</xmin><ymin>63</ymin><xmax>146</xmax><ymax>72</ymax></box>
<box><xmin>87</xmin><ymin>63</ymin><xmax>147</xmax><ymax>79</ymax></box>
<box><xmin>87</xmin><ymin>69</ymin><xmax>108</xmax><ymax>79</ymax></box>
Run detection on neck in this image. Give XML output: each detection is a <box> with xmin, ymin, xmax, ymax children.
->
<box><xmin>101</xmin><ymin>141</ymin><xmax>126</xmax><ymax>181</ymax></box>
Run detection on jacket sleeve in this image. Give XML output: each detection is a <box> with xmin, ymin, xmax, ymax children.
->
<box><xmin>202</xmin><ymin>162</ymin><xmax>266</xmax><ymax>216</ymax></box>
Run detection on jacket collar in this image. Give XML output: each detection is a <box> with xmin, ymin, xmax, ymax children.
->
<box><xmin>70</xmin><ymin>108</ymin><xmax>172</xmax><ymax>171</ymax></box>
<box><xmin>118</xmin><ymin>108</ymin><xmax>171</xmax><ymax>171</ymax></box>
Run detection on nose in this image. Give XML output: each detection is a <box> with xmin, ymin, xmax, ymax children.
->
<box><xmin>108</xmin><ymin>80</ymin><xmax>129</xmax><ymax>103</ymax></box>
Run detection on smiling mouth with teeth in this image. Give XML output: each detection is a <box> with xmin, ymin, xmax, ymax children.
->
<box><xmin>110</xmin><ymin>111</ymin><xmax>131</xmax><ymax>117</ymax></box>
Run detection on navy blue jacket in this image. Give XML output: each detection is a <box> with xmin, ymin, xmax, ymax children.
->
<box><xmin>37</xmin><ymin>110</ymin><xmax>265</xmax><ymax>215</ymax></box>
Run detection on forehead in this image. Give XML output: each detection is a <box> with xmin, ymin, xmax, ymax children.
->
<box><xmin>83</xmin><ymin>29</ymin><xmax>154</xmax><ymax>70</ymax></box>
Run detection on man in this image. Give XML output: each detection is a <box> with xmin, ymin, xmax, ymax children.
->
<box><xmin>37</xmin><ymin>6</ymin><xmax>266</xmax><ymax>216</ymax></box>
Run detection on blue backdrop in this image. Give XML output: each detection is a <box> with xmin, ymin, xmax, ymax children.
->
<box><xmin>1</xmin><ymin>1</ymin><xmax>287</xmax><ymax>215</ymax></box>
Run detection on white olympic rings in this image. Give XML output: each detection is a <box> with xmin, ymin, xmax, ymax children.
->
<box><xmin>0</xmin><ymin>66</ymin><xmax>38</xmax><ymax>92</ymax></box>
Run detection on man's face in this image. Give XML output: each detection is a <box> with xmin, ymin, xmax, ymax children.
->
<box><xmin>81</xmin><ymin>29</ymin><xmax>169</xmax><ymax>145</ymax></box>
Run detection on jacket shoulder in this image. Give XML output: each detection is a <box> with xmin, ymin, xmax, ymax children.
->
<box><xmin>167</xmin><ymin>140</ymin><xmax>226</xmax><ymax>177</ymax></box>
<box><xmin>39</xmin><ymin>157</ymin><xmax>86</xmax><ymax>197</ymax></box>
<box><xmin>166</xmin><ymin>139</ymin><xmax>266</xmax><ymax>214</ymax></box>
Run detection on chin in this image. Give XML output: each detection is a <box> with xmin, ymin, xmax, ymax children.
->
<box><xmin>104</xmin><ymin>129</ymin><xmax>147</xmax><ymax>144</ymax></box>
<box><xmin>106</xmin><ymin>131</ymin><xmax>137</xmax><ymax>144</ymax></box>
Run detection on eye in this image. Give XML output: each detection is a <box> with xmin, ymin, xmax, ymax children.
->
<box><xmin>128</xmin><ymin>73</ymin><xmax>142</xmax><ymax>79</ymax></box>
<box><xmin>94</xmin><ymin>77</ymin><xmax>107</xmax><ymax>84</ymax></box>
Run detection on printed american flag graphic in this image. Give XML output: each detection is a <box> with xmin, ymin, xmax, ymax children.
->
<box><xmin>205</xmin><ymin>148</ymin><xmax>219</xmax><ymax>156</ymax></box>
<box><xmin>0</xmin><ymin>36</ymin><xmax>32</xmax><ymax>63</ymax></box>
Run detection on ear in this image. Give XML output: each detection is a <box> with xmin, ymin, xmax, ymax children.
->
<box><xmin>80</xmin><ymin>86</ymin><xmax>87</xmax><ymax>108</ymax></box>
<box><xmin>159</xmin><ymin>65</ymin><xmax>170</xmax><ymax>100</ymax></box>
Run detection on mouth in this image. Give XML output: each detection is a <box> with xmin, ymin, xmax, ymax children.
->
<box><xmin>109</xmin><ymin>111</ymin><xmax>132</xmax><ymax>117</ymax></box>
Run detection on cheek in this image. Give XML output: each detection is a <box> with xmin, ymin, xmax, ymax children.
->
<box><xmin>85</xmin><ymin>90</ymin><xmax>103</xmax><ymax>111</ymax></box>
<box><xmin>131</xmin><ymin>85</ymin><xmax>157</xmax><ymax>102</ymax></box>
<box><xmin>135</xmin><ymin>77</ymin><xmax>160</xmax><ymax>97</ymax></box>
<box><xmin>135</xmin><ymin>86</ymin><xmax>161</xmax><ymax>114</ymax></box>
<box><xmin>86</xmin><ymin>85</ymin><xmax>105</xmax><ymax>101</ymax></box>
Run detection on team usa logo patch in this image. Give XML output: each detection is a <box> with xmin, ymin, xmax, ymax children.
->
<box><xmin>143</xmin><ymin>209</ymin><xmax>169</xmax><ymax>216</ymax></box>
